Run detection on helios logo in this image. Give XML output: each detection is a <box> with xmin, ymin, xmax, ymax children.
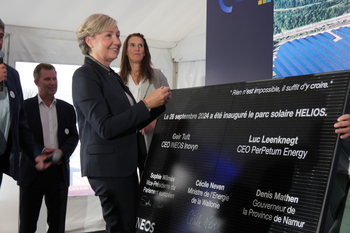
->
<box><xmin>219</xmin><ymin>0</ymin><xmax>244</xmax><ymax>13</ymax></box>
<box><xmin>219</xmin><ymin>0</ymin><xmax>271</xmax><ymax>13</ymax></box>
<box><xmin>136</xmin><ymin>217</ymin><xmax>155</xmax><ymax>233</ymax></box>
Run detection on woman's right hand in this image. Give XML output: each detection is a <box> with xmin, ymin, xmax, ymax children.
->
<box><xmin>143</xmin><ymin>86</ymin><xmax>172</xmax><ymax>108</ymax></box>
<box><xmin>335</xmin><ymin>114</ymin><xmax>350</xmax><ymax>139</ymax></box>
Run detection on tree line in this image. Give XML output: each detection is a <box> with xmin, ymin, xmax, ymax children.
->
<box><xmin>274</xmin><ymin>0</ymin><xmax>350</xmax><ymax>34</ymax></box>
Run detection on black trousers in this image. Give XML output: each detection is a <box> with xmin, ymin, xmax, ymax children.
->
<box><xmin>19</xmin><ymin>172</ymin><xmax>68</xmax><ymax>233</ymax></box>
<box><xmin>88</xmin><ymin>172</ymin><xmax>138</xmax><ymax>233</ymax></box>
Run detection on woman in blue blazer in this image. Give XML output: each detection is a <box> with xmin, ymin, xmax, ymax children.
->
<box><xmin>73</xmin><ymin>14</ymin><xmax>171</xmax><ymax>233</ymax></box>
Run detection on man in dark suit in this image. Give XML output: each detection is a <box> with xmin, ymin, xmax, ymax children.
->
<box><xmin>18</xmin><ymin>63</ymin><xmax>79</xmax><ymax>233</ymax></box>
<box><xmin>0</xmin><ymin>19</ymin><xmax>48</xmax><ymax>188</ymax></box>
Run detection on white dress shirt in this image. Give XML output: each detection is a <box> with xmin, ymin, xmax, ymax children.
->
<box><xmin>38</xmin><ymin>95</ymin><xmax>58</xmax><ymax>149</ymax></box>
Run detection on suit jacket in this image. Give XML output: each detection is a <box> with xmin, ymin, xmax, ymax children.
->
<box><xmin>127</xmin><ymin>68</ymin><xmax>169</xmax><ymax>151</ymax></box>
<box><xmin>72</xmin><ymin>57</ymin><xmax>164</xmax><ymax>178</ymax></box>
<box><xmin>138</xmin><ymin>68</ymin><xmax>169</xmax><ymax>100</ymax></box>
<box><xmin>18</xmin><ymin>95</ymin><xmax>79</xmax><ymax>187</ymax></box>
<box><xmin>1</xmin><ymin>64</ymin><xmax>39</xmax><ymax>180</ymax></box>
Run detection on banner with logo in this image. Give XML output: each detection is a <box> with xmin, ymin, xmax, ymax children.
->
<box><xmin>206</xmin><ymin>0</ymin><xmax>273</xmax><ymax>85</ymax></box>
<box><xmin>206</xmin><ymin>0</ymin><xmax>350</xmax><ymax>84</ymax></box>
<box><xmin>136</xmin><ymin>71</ymin><xmax>350</xmax><ymax>233</ymax></box>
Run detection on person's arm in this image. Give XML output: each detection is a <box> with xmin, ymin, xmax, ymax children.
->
<box><xmin>72</xmin><ymin>66</ymin><xmax>170</xmax><ymax>140</ymax></box>
<box><xmin>14</xmin><ymin>75</ymin><xmax>49</xmax><ymax>170</ymax></box>
<box><xmin>58</xmin><ymin>103</ymin><xmax>79</xmax><ymax>161</ymax></box>
<box><xmin>137</xmin><ymin>86</ymin><xmax>171</xmax><ymax>130</ymax></box>
<box><xmin>334</xmin><ymin>114</ymin><xmax>350</xmax><ymax>167</ymax></box>
<box><xmin>139</xmin><ymin>70</ymin><xmax>171</xmax><ymax>134</ymax></box>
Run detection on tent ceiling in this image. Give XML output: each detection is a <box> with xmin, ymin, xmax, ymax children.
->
<box><xmin>0</xmin><ymin>0</ymin><xmax>206</xmax><ymax>43</ymax></box>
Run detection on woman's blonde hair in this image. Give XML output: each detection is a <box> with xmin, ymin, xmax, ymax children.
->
<box><xmin>76</xmin><ymin>14</ymin><xmax>117</xmax><ymax>55</ymax></box>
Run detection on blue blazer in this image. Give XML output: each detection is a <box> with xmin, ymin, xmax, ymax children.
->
<box><xmin>18</xmin><ymin>95</ymin><xmax>79</xmax><ymax>187</ymax></box>
<box><xmin>72</xmin><ymin>57</ymin><xmax>164</xmax><ymax>178</ymax></box>
<box><xmin>3</xmin><ymin>64</ymin><xmax>39</xmax><ymax>180</ymax></box>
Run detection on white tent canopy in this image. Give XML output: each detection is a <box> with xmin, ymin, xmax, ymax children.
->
<box><xmin>2</xmin><ymin>0</ymin><xmax>205</xmax><ymax>43</ymax></box>
<box><xmin>0</xmin><ymin>0</ymin><xmax>207</xmax><ymax>88</ymax></box>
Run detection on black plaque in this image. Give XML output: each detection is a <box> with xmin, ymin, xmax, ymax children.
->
<box><xmin>136</xmin><ymin>71</ymin><xmax>350</xmax><ymax>233</ymax></box>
